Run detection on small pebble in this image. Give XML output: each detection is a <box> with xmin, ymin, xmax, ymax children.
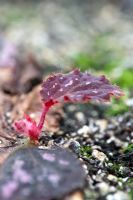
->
<box><xmin>92</xmin><ymin>150</ymin><xmax>108</xmax><ymax>162</ymax></box>
<box><xmin>77</xmin><ymin>125</ymin><xmax>90</xmax><ymax>135</ymax></box>
<box><xmin>75</xmin><ymin>112</ymin><xmax>85</xmax><ymax>123</ymax></box>
<box><xmin>97</xmin><ymin>182</ymin><xmax>110</xmax><ymax>195</ymax></box>
<box><xmin>69</xmin><ymin>140</ymin><xmax>80</xmax><ymax>153</ymax></box>
<box><xmin>106</xmin><ymin>191</ymin><xmax>129</xmax><ymax>200</ymax></box>
<box><xmin>107</xmin><ymin>174</ymin><xmax>118</xmax><ymax>182</ymax></box>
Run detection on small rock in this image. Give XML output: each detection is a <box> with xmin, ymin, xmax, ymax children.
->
<box><xmin>119</xmin><ymin>166</ymin><xmax>131</xmax><ymax>176</ymax></box>
<box><xmin>77</xmin><ymin>125</ymin><xmax>90</xmax><ymax>135</ymax></box>
<box><xmin>95</xmin><ymin>119</ymin><xmax>107</xmax><ymax>131</ymax></box>
<box><xmin>107</xmin><ymin>174</ymin><xmax>118</xmax><ymax>182</ymax></box>
<box><xmin>126</xmin><ymin>98</ymin><xmax>133</xmax><ymax>106</ymax></box>
<box><xmin>107</xmin><ymin>191</ymin><xmax>129</xmax><ymax>200</ymax></box>
<box><xmin>92</xmin><ymin>145</ymin><xmax>102</xmax><ymax>150</ymax></box>
<box><xmin>68</xmin><ymin>140</ymin><xmax>81</xmax><ymax>153</ymax></box>
<box><xmin>97</xmin><ymin>182</ymin><xmax>110</xmax><ymax>195</ymax></box>
<box><xmin>107</xmin><ymin>162</ymin><xmax>113</xmax><ymax>167</ymax></box>
<box><xmin>75</xmin><ymin>112</ymin><xmax>85</xmax><ymax>124</ymax></box>
<box><xmin>92</xmin><ymin>150</ymin><xmax>108</xmax><ymax>162</ymax></box>
<box><xmin>0</xmin><ymin>146</ymin><xmax>85</xmax><ymax>200</ymax></box>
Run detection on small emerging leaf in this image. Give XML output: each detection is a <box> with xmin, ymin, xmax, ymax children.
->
<box><xmin>13</xmin><ymin>115</ymin><xmax>40</xmax><ymax>141</ymax></box>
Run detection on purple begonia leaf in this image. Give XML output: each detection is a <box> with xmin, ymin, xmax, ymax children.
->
<box><xmin>40</xmin><ymin>69</ymin><xmax>123</xmax><ymax>105</ymax></box>
<box><xmin>0</xmin><ymin>147</ymin><xmax>85</xmax><ymax>200</ymax></box>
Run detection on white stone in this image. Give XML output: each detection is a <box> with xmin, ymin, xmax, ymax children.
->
<box><xmin>107</xmin><ymin>191</ymin><xmax>129</xmax><ymax>200</ymax></box>
<box><xmin>107</xmin><ymin>174</ymin><xmax>117</xmax><ymax>182</ymax></box>
<box><xmin>92</xmin><ymin>150</ymin><xmax>108</xmax><ymax>162</ymax></box>
<box><xmin>97</xmin><ymin>182</ymin><xmax>110</xmax><ymax>195</ymax></box>
<box><xmin>77</xmin><ymin>125</ymin><xmax>90</xmax><ymax>135</ymax></box>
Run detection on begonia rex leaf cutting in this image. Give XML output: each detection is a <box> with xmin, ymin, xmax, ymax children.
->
<box><xmin>14</xmin><ymin>69</ymin><xmax>124</xmax><ymax>141</ymax></box>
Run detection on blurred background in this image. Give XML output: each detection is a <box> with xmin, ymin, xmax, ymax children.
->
<box><xmin>0</xmin><ymin>0</ymin><xmax>133</xmax><ymax>116</ymax></box>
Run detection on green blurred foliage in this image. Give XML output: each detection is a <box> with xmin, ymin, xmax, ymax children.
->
<box><xmin>73</xmin><ymin>36</ymin><xmax>121</xmax><ymax>73</ymax></box>
<box><xmin>72</xmin><ymin>35</ymin><xmax>133</xmax><ymax>116</ymax></box>
<box><xmin>79</xmin><ymin>145</ymin><xmax>92</xmax><ymax>158</ymax></box>
<box><xmin>122</xmin><ymin>143</ymin><xmax>133</xmax><ymax>153</ymax></box>
<box><xmin>129</xmin><ymin>189</ymin><xmax>133</xmax><ymax>200</ymax></box>
<box><xmin>0</xmin><ymin>4</ymin><xmax>38</xmax><ymax>26</ymax></box>
<box><xmin>106</xmin><ymin>98</ymin><xmax>129</xmax><ymax>117</ymax></box>
<box><xmin>126</xmin><ymin>178</ymin><xmax>133</xmax><ymax>192</ymax></box>
<box><xmin>114</xmin><ymin>68</ymin><xmax>133</xmax><ymax>90</ymax></box>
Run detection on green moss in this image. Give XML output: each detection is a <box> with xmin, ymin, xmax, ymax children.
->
<box><xmin>126</xmin><ymin>178</ymin><xmax>133</xmax><ymax>188</ymax></box>
<box><xmin>85</xmin><ymin>189</ymin><xmax>98</xmax><ymax>200</ymax></box>
<box><xmin>126</xmin><ymin>179</ymin><xmax>133</xmax><ymax>199</ymax></box>
<box><xmin>122</xmin><ymin>144</ymin><xmax>133</xmax><ymax>153</ymax></box>
<box><xmin>108</xmin><ymin>162</ymin><xmax>124</xmax><ymax>177</ymax></box>
<box><xmin>117</xmin><ymin>177</ymin><xmax>133</xmax><ymax>191</ymax></box>
<box><xmin>106</xmin><ymin>98</ymin><xmax>129</xmax><ymax>117</ymax></box>
<box><xmin>129</xmin><ymin>189</ymin><xmax>133</xmax><ymax>200</ymax></box>
<box><xmin>0</xmin><ymin>4</ymin><xmax>39</xmax><ymax>26</ymax></box>
<box><xmin>115</xmin><ymin>68</ymin><xmax>133</xmax><ymax>90</ymax></box>
<box><xmin>111</xmin><ymin>163</ymin><xmax>121</xmax><ymax>175</ymax></box>
<box><xmin>79</xmin><ymin>145</ymin><xmax>92</xmax><ymax>158</ymax></box>
<box><xmin>72</xmin><ymin>35</ymin><xmax>122</xmax><ymax>73</ymax></box>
